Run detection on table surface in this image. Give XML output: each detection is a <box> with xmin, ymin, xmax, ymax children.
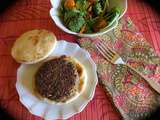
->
<box><xmin>0</xmin><ymin>0</ymin><xmax>160</xmax><ymax>120</ymax></box>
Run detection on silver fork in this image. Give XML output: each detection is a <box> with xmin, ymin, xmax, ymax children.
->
<box><xmin>95</xmin><ymin>41</ymin><xmax>160</xmax><ymax>94</ymax></box>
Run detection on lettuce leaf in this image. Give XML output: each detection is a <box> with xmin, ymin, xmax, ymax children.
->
<box><xmin>76</xmin><ymin>0</ymin><xmax>88</xmax><ymax>10</ymax></box>
<box><xmin>68</xmin><ymin>16</ymin><xmax>85</xmax><ymax>32</ymax></box>
<box><xmin>64</xmin><ymin>9</ymin><xmax>80</xmax><ymax>22</ymax></box>
<box><xmin>93</xmin><ymin>1</ymin><xmax>103</xmax><ymax>16</ymax></box>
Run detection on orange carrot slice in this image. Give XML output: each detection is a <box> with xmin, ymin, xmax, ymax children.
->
<box><xmin>64</xmin><ymin>0</ymin><xmax>76</xmax><ymax>9</ymax></box>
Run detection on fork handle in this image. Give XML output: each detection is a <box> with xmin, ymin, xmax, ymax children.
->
<box><xmin>126</xmin><ymin>63</ymin><xmax>160</xmax><ymax>94</ymax></box>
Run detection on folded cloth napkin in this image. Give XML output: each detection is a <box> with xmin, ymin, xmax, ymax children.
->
<box><xmin>78</xmin><ymin>17</ymin><xmax>160</xmax><ymax>120</ymax></box>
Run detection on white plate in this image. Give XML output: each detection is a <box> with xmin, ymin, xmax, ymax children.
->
<box><xmin>49</xmin><ymin>0</ymin><xmax>127</xmax><ymax>37</ymax></box>
<box><xmin>16</xmin><ymin>40</ymin><xmax>98</xmax><ymax>120</ymax></box>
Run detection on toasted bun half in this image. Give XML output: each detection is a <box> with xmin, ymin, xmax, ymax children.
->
<box><xmin>11</xmin><ymin>29</ymin><xmax>57</xmax><ymax>64</ymax></box>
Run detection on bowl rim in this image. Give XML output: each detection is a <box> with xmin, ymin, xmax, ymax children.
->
<box><xmin>49</xmin><ymin>0</ymin><xmax>128</xmax><ymax>37</ymax></box>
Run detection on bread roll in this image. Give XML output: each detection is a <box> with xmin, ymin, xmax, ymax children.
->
<box><xmin>11</xmin><ymin>29</ymin><xmax>57</xmax><ymax>64</ymax></box>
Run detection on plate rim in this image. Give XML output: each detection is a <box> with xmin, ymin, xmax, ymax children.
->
<box><xmin>16</xmin><ymin>40</ymin><xmax>98</xmax><ymax>119</ymax></box>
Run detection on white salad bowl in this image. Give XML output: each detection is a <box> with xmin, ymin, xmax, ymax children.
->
<box><xmin>50</xmin><ymin>0</ymin><xmax>127</xmax><ymax>37</ymax></box>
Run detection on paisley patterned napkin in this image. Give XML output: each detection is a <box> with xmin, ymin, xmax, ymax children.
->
<box><xmin>78</xmin><ymin>17</ymin><xmax>160</xmax><ymax>120</ymax></box>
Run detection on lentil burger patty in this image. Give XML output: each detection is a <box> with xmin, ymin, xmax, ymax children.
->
<box><xmin>35</xmin><ymin>55</ymin><xmax>82</xmax><ymax>102</ymax></box>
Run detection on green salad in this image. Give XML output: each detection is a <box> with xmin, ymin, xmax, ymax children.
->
<box><xmin>60</xmin><ymin>0</ymin><xmax>120</xmax><ymax>34</ymax></box>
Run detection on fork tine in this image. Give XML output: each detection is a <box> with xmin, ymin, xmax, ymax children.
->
<box><xmin>95</xmin><ymin>44</ymin><xmax>112</xmax><ymax>62</ymax></box>
<box><xmin>96</xmin><ymin>43</ymin><xmax>113</xmax><ymax>59</ymax></box>
<box><xmin>99</xmin><ymin>41</ymin><xmax>115</xmax><ymax>55</ymax></box>
<box><xmin>96</xmin><ymin>45</ymin><xmax>110</xmax><ymax>61</ymax></box>
<box><xmin>98</xmin><ymin>42</ymin><xmax>114</xmax><ymax>58</ymax></box>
